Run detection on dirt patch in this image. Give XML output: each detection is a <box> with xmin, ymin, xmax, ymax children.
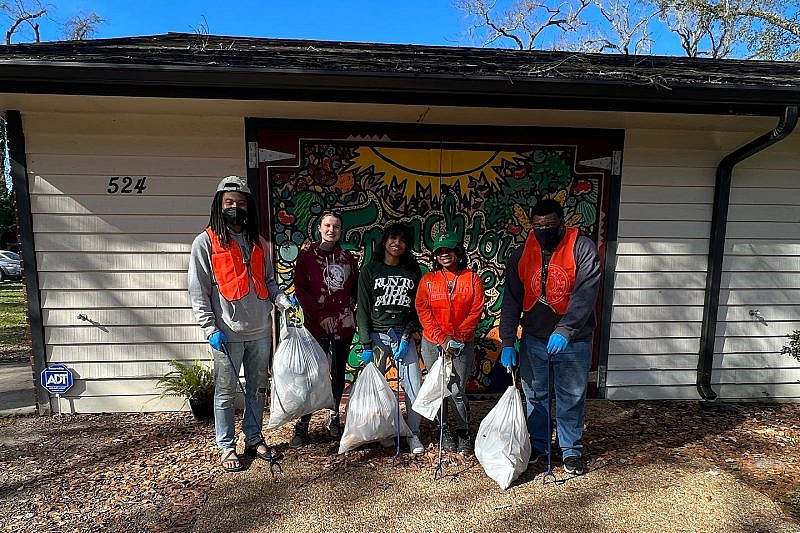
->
<box><xmin>0</xmin><ymin>413</ymin><xmax>217</xmax><ymax>532</ymax></box>
<box><xmin>1</xmin><ymin>401</ymin><xmax>799</xmax><ymax>532</ymax></box>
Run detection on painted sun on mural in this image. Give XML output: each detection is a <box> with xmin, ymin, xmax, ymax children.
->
<box><xmin>268</xmin><ymin>140</ymin><xmax>603</xmax><ymax>393</ymax></box>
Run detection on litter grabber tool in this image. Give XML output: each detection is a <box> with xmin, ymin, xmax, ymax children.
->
<box><xmin>542</xmin><ymin>351</ymin><xmax>556</xmax><ymax>485</ymax></box>
<box><xmin>433</xmin><ymin>345</ymin><xmax>451</xmax><ymax>480</ymax></box>
<box><xmin>375</xmin><ymin>341</ymin><xmax>402</xmax><ymax>461</ymax></box>
<box><xmin>220</xmin><ymin>342</ymin><xmax>283</xmax><ymax>477</ymax></box>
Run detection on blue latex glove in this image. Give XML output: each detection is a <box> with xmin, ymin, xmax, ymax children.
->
<box><xmin>209</xmin><ymin>330</ymin><xmax>227</xmax><ymax>352</ymax></box>
<box><xmin>500</xmin><ymin>346</ymin><xmax>517</xmax><ymax>368</ymax></box>
<box><xmin>547</xmin><ymin>333</ymin><xmax>569</xmax><ymax>355</ymax></box>
<box><xmin>394</xmin><ymin>338</ymin><xmax>409</xmax><ymax>362</ymax></box>
<box><xmin>361</xmin><ymin>349</ymin><xmax>374</xmax><ymax>365</ymax></box>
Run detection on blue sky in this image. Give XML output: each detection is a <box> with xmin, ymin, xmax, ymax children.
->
<box><xmin>31</xmin><ymin>0</ymin><xmax>471</xmax><ymax>46</ymax></box>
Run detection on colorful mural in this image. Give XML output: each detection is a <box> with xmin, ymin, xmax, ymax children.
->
<box><xmin>267</xmin><ymin>139</ymin><xmax>605</xmax><ymax>393</ymax></box>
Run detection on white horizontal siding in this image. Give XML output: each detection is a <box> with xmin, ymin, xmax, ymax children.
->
<box><xmin>36</xmin><ymin>252</ymin><xmax>190</xmax><ymax>272</ymax></box>
<box><xmin>44</xmin><ymin>325</ymin><xmax>205</xmax><ymax>344</ymax></box>
<box><xmin>710</xmin><ymin>157</ymin><xmax>800</xmax><ymax>399</ymax></box>
<box><xmin>47</xmin><ymin>343</ymin><xmax>208</xmax><ymax>362</ymax></box>
<box><xmin>40</xmin><ymin>289</ymin><xmax>190</xmax><ymax>309</ymax></box>
<box><xmin>35</xmin><ymin>233</ymin><xmax>194</xmax><ymax>253</ymax></box>
<box><xmin>25</xmin><ymin>111</ymin><xmax>244</xmax><ymax>413</ymax></box>
<box><xmin>31</xmin><ymin>195</ymin><xmax>212</xmax><ymax>215</ymax></box>
<box><xmin>39</xmin><ymin>272</ymin><xmax>188</xmax><ymax>290</ymax></box>
<box><xmin>607</xmin><ymin>125</ymin><xmax>800</xmax><ymax>401</ymax></box>
<box><xmin>608</xmin><ymin>353</ymin><xmax>799</xmax><ymax>371</ymax></box>
<box><xmin>33</xmin><ymin>214</ymin><xmax>207</xmax><ymax>233</ymax></box>
<box><xmin>53</xmin><ymin>394</ymin><xmax>189</xmax><ymax>414</ymax></box>
<box><xmin>32</xmin><ymin>175</ymin><xmax>223</xmax><ymax>196</ymax></box>
<box><xmin>43</xmin><ymin>308</ymin><xmax>197</xmax><ymax>327</ymax></box>
<box><xmin>606</xmin><ymin>384</ymin><xmax>800</xmax><ymax>401</ymax></box>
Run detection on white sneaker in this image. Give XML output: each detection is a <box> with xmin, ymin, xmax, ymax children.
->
<box><xmin>408</xmin><ymin>435</ymin><xmax>424</xmax><ymax>455</ymax></box>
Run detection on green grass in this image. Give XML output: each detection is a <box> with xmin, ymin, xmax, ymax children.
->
<box><xmin>0</xmin><ymin>282</ymin><xmax>30</xmax><ymax>361</ymax></box>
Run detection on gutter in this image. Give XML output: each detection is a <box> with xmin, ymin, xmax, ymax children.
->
<box><xmin>697</xmin><ymin>105</ymin><xmax>798</xmax><ymax>401</ymax></box>
<box><xmin>0</xmin><ymin>62</ymin><xmax>797</xmax><ymax>116</ymax></box>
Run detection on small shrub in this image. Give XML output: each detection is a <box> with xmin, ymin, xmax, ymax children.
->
<box><xmin>782</xmin><ymin>330</ymin><xmax>800</xmax><ymax>363</ymax></box>
<box><xmin>157</xmin><ymin>360</ymin><xmax>214</xmax><ymax>401</ymax></box>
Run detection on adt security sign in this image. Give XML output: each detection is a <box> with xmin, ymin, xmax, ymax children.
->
<box><xmin>41</xmin><ymin>364</ymin><xmax>74</xmax><ymax>395</ymax></box>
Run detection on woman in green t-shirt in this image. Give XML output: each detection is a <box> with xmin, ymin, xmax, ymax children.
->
<box><xmin>356</xmin><ymin>223</ymin><xmax>424</xmax><ymax>454</ymax></box>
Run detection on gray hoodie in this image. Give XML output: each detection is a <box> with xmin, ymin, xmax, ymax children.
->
<box><xmin>188</xmin><ymin>230</ymin><xmax>284</xmax><ymax>342</ymax></box>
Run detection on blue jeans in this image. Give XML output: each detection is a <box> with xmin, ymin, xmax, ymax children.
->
<box><xmin>518</xmin><ymin>335</ymin><xmax>591</xmax><ymax>459</ymax></box>
<box><xmin>212</xmin><ymin>338</ymin><xmax>271</xmax><ymax>450</ymax></box>
<box><xmin>371</xmin><ymin>332</ymin><xmax>422</xmax><ymax>435</ymax></box>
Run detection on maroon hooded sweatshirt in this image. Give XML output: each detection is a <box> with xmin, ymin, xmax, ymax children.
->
<box><xmin>293</xmin><ymin>241</ymin><xmax>359</xmax><ymax>341</ymax></box>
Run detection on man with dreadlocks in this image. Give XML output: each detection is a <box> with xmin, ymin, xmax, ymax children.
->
<box><xmin>189</xmin><ymin>176</ymin><xmax>295</xmax><ymax>472</ymax></box>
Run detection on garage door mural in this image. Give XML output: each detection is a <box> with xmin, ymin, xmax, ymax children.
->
<box><xmin>258</xmin><ymin>123</ymin><xmax>620</xmax><ymax>394</ymax></box>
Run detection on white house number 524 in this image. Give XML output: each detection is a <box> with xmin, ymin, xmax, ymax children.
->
<box><xmin>107</xmin><ymin>176</ymin><xmax>148</xmax><ymax>194</ymax></box>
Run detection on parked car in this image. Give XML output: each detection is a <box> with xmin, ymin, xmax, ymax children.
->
<box><xmin>0</xmin><ymin>250</ymin><xmax>22</xmax><ymax>282</ymax></box>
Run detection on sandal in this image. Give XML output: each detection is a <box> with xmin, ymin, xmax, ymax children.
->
<box><xmin>220</xmin><ymin>448</ymin><xmax>245</xmax><ymax>472</ymax></box>
<box><xmin>243</xmin><ymin>439</ymin><xmax>275</xmax><ymax>461</ymax></box>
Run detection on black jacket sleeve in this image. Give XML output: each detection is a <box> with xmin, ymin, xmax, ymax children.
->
<box><xmin>554</xmin><ymin>236</ymin><xmax>601</xmax><ymax>341</ymax></box>
<box><xmin>499</xmin><ymin>246</ymin><xmax>525</xmax><ymax>348</ymax></box>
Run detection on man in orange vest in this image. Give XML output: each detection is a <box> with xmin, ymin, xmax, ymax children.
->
<box><xmin>189</xmin><ymin>176</ymin><xmax>294</xmax><ymax>472</ymax></box>
<box><xmin>499</xmin><ymin>199</ymin><xmax>601</xmax><ymax>476</ymax></box>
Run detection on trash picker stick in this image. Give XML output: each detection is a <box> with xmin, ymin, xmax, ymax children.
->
<box><xmin>434</xmin><ymin>346</ymin><xmax>446</xmax><ymax>480</ymax></box>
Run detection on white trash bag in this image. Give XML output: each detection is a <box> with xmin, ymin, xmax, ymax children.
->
<box><xmin>475</xmin><ymin>385</ymin><xmax>532</xmax><ymax>490</ymax></box>
<box><xmin>266</xmin><ymin>316</ymin><xmax>334</xmax><ymax>429</ymax></box>
<box><xmin>338</xmin><ymin>362</ymin><xmax>411</xmax><ymax>454</ymax></box>
<box><xmin>412</xmin><ymin>356</ymin><xmax>453</xmax><ymax>421</ymax></box>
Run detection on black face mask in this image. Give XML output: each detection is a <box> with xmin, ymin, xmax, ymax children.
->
<box><xmin>534</xmin><ymin>226</ymin><xmax>564</xmax><ymax>250</ymax></box>
<box><xmin>222</xmin><ymin>207</ymin><xmax>248</xmax><ymax>227</ymax></box>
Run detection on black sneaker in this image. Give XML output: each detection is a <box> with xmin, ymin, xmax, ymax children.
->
<box><xmin>529</xmin><ymin>449</ymin><xmax>546</xmax><ymax>465</ymax></box>
<box><xmin>327</xmin><ymin>413</ymin><xmax>342</xmax><ymax>438</ymax></box>
<box><xmin>440</xmin><ymin>427</ymin><xmax>457</xmax><ymax>452</ymax></box>
<box><xmin>289</xmin><ymin>421</ymin><xmax>310</xmax><ymax>448</ymax></box>
<box><xmin>456</xmin><ymin>432</ymin><xmax>473</xmax><ymax>455</ymax></box>
<box><xmin>563</xmin><ymin>455</ymin><xmax>585</xmax><ymax>476</ymax></box>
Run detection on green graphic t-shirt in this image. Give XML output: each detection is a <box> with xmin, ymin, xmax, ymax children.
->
<box><xmin>356</xmin><ymin>261</ymin><xmax>421</xmax><ymax>345</ymax></box>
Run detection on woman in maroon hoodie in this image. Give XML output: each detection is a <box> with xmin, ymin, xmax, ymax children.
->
<box><xmin>290</xmin><ymin>211</ymin><xmax>359</xmax><ymax>446</ymax></box>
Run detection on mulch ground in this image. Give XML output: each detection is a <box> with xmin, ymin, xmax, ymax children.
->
<box><xmin>1</xmin><ymin>400</ymin><xmax>799</xmax><ymax>532</ymax></box>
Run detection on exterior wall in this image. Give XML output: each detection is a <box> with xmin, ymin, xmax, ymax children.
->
<box><xmin>606</xmin><ymin>127</ymin><xmax>800</xmax><ymax>400</ymax></box>
<box><xmin>15</xmin><ymin>98</ymin><xmax>798</xmax><ymax>410</ymax></box>
<box><xmin>716</xmin><ymin>139</ymin><xmax>800</xmax><ymax>400</ymax></box>
<box><xmin>23</xmin><ymin>111</ymin><xmax>244</xmax><ymax>412</ymax></box>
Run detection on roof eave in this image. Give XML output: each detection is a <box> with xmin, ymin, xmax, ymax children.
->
<box><xmin>0</xmin><ymin>61</ymin><xmax>796</xmax><ymax>116</ymax></box>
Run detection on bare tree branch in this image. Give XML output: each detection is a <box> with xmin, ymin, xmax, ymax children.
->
<box><xmin>456</xmin><ymin>0</ymin><xmax>592</xmax><ymax>50</ymax></box>
<box><xmin>4</xmin><ymin>4</ymin><xmax>45</xmax><ymax>45</ymax></box>
<box><xmin>64</xmin><ymin>12</ymin><xmax>103</xmax><ymax>41</ymax></box>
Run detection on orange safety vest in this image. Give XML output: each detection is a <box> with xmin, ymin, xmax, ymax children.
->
<box><xmin>518</xmin><ymin>227</ymin><xmax>579</xmax><ymax>315</ymax></box>
<box><xmin>205</xmin><ymin>227</ymin><xmax>269</xmax><ymax>302</ymax></box>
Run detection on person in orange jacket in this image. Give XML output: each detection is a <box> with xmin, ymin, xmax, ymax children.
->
<box><xmin>415</xmin><ymin>232</ymin><xmax>485</xmax><ymax>454</ymax></box>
